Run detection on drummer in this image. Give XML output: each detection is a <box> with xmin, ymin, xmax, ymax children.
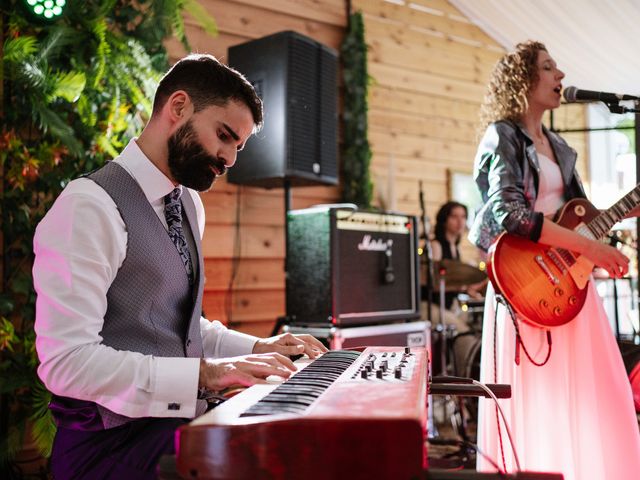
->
<box><xmin>429</xmin><ymin>201</ymin><xmax>487</xmax><ymax>332</ymax></box>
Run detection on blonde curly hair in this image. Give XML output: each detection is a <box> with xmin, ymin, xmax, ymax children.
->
<box><xmin>479</xmin><ymin>40</ymin><xmax>547</xmax><ymax>132</ymax></box>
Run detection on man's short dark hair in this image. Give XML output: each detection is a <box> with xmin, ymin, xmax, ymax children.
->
<box><xmin>153</xmin><ymin>54</ymin><xmax>263</xmax><ymax>130</ymax></box>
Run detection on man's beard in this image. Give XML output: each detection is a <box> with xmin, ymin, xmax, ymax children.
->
<box><xmin>167</xmin><ymin>120</ymin><xmax>227</xmax><ymax>192</ymax></box>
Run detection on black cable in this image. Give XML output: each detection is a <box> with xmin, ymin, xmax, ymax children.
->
<box><xmin>496</xmin><ymin>295</ymin><xmax>552</xmax><ymax>367</ymax></box>
<box><xmin>225</xmin><ymin>186</ymin><xmax>243</xmax><ymax>325</ymax></box>
<box><xmin>429</xmin><ymin>437</ymin><xmax>503</xmax><ymax>474</ymax></box>
<box><xmin>463</xmin><ymin>440</ymin><xmax>503</xmax><ymax>474</ymax></box>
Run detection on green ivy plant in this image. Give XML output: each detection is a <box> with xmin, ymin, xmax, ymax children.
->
<box><xmin>0</xmin><ymin>1</ymin><xmax>217</xmax><ymax>475</ymax></box>
<box><xmin>340</xmin><ymin>10</ymin><xmax>373</xmax><ymax>208</ymax></box>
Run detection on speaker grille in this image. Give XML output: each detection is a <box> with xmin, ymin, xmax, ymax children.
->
<box><xmin>288</xmin><ymin>36</ymin><xmax>319</xmax><ymax>176</ymax></box>
<box><xmin>227</xmin><ymin>31</ymin><xmax>338</xmax><ymax>188</ymax></box>
<box><xmin>286</xmin><ymin>208</ymin><xmax>420</xmax><ymax>326</ymax></box>
<box><xmin>337</xmin><ymin>229</ymin><xmax>415</xmax><ymax>315</ymax></box>
<box><xmin>286</xmin><ymin>209</ymin><xmax>332</xmax><ymax>324</ymax></box>
<box><xmin>319</xmin><ymin>46</ymin><xmax>338</xmax><ymax>179</ymax></box>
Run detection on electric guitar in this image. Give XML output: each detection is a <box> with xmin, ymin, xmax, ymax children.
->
<box><xmin>487</xmin><ymin>184</ymin><xmax>640</xmax><ymax>328</ymax></box>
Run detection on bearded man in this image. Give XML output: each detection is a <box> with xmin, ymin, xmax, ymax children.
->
<box><xmin>33</xmin><ymin>54</ymin><xmax>326</xmax><ymax>479</ymax></box>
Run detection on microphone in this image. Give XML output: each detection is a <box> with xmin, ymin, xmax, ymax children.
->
<box><xmin>563</xmin><ymin>86</ymin><xmax>640</xmax><ymax>104</ymax></box>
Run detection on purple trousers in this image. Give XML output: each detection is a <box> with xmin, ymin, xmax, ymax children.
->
<box><xmin>50</xmin><ymin>418</ymin><xmax>187</xmax><ymax>480</ymax></box>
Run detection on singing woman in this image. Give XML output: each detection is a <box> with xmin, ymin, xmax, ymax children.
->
<box><xmin>469</xmin><ymin>40</ymin><xmax>640</xmax><ymax>479</ymax></box>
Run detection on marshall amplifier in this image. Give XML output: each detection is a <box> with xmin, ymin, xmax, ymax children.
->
<box><xmin>286</xmin><ymin>206</ymin><xmax>420</xmax><ymax>327</ymax></box>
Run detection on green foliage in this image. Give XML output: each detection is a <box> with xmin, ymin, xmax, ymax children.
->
<box><xmin>0</xmin><ymin>318</ymin><xmax>16</xmax><ymax>352</ymax></box>
<box><xmin>340</xmin><ymin>11</ymin><xmax>373</xmax><ymax>208</ymax></box>
<box><xmin>0</xmin><ymin>0</ymin><xmax>218</xmax><ymax>473</ymax></box>
<box><xmin>29</xmin><ymin>381</ymin><xmax>55</xmax><ymax>458</ymax></box>
<box><xmin>3</xmin><ymin>35</ymin><xmax>38</xmax><ymax>62</ymax></box>
<box><xmin>616</xmin><ymin>116</ymin><xmax>636</xmax><ymax>155</ymax></box>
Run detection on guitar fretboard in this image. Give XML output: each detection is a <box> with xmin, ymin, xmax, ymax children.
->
<box><xmin>586</xmin><ymin>184</ymin><xmax>640</xmax><ymax>239</ymax></box>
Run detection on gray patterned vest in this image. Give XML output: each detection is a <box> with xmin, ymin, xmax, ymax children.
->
<box><xmin>49</xmin><ymin>161</ymin><xmax>206</xmax><ymax>430</ymax></box>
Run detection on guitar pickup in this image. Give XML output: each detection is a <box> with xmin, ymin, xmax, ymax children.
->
<box><xmin>535</xmin><ymin>255</ymin><xmax>560</xmax><ymax>285</ymax></box>
<box><xmin>546</xmin><ymin>249</ymin><xmax>568</xmax><ymax>274</ymax></box>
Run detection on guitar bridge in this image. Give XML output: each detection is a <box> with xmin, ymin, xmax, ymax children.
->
<box><xmin>535</xmin><ymin>255</ymin><xmax>560</xmax><ymax>285</ymax></box>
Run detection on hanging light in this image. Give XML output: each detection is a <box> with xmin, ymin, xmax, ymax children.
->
<box><xmin>24</xmin><ymin>0</ymin><xmax>67</xmax><ymax>20</ymax></box>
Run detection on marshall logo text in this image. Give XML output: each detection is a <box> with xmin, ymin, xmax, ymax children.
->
<box><xmin>357</xmin><ymin>235</ymin><xmax>393</xmax><ymax>252</ymax></box>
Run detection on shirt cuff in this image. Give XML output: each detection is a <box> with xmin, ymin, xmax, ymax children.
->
<box><xmin>529</xmin><ymin>211</ymin><xmax>545</xmax><ymax>243</ymax></box>
<box><xmin>152</xmin><ymin>357</ymin><xmax>200</xmax><ymax>418</ymax></box>
<box><xmin>218</xmin><ymin>329</ymin><xmax>260</xmax><ymax>358</ymax></box>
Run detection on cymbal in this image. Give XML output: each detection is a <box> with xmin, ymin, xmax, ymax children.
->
<box><xmin>432</xmin><ymin>259</ymin><xmax>487</xmax><ymax>288</ymax></box>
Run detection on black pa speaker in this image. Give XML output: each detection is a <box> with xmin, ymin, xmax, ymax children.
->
<box><xmin>227</xmin><ymin>31</ymin><xmax>338</xmax><ymax>188</ymax></box>
<box><xmin>286</xmin><ymin>207</ymin><xmax>421</xmax><ymax>327</ymax></box>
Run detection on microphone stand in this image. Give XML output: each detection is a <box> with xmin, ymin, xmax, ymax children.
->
<box><xmin>438</xmin><ymin>268</ymin><xmax>448</xmax><ymax>376</ymax></box>
<box><xmin>598</xmin><ymin>101</ymin><xmax>640</xmax><ymax>341</ymax></box>
<box><xmin>419</xmin><ymin>181</ymin><xmax>439</xmax><ymax>439</ymax></box>
<box><xmin>419</xmin><ymin>181</ymin><xmax>434</xmax><ymax>323</ymax></box>
<box><xmin>604</xmin><ymin>100</ymin><xmax>640</xmax><ymax>114</ymax></box>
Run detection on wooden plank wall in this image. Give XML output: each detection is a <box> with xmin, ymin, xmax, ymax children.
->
<box><xmin>164</xmin><ymin>1</ymin><xmax>347</xmax><ymax>337</ymax></box>
<box><xmin>352</xmin><ymin>0</ymin><xmax>589</xmax><ymax>262</ymax></box>
<box><xmin>163</xmin><ymin>0</ymin><xmax>589</xmax><ymax>337</ymax></box>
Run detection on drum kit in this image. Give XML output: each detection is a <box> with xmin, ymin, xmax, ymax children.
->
<box><xmin>426</xmin><ymin>258</ymin><xmax>487</xmax><ymax>439</ymax></box>
<box><xmin>429</xmin><ymin>259</ymin><xmax>486</xmax><ymax>378</ymax></box>
<box><xmin>416</xmin><ymin>187</ymin><xmax>489</xmax><ymax>439</ymax></box>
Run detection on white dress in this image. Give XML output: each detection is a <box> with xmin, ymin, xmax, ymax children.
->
<box><xmin>476</xmin><ymin>153</ymin><xmax>640</xmax><ymax>479</ymax></box>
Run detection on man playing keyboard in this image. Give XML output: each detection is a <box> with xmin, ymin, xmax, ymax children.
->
<box><xmin>33</xmin><ymin>54</ymin><xmax>326</xmax><ymax>480</ymax></box>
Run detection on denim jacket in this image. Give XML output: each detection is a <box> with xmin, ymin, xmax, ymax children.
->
<box><xmin>468</xmin><ymin>120</ymin><xmax>587</xmax><ymax>252</ymax></box>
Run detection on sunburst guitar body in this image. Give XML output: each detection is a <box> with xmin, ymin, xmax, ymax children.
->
<box><xmin>486</xmin><ymin>189</ymin><xmax>638</xmax><ymax>328</ymax></box>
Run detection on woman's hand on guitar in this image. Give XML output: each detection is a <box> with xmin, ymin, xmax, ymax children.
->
<box><xmin>583</xmin><ymin>240</ymin><xmax>629</xmax><ymax>278</ymax></box>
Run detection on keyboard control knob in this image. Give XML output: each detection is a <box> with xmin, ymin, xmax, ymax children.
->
<box><xmin>376</xmin><ymin>369</ymin><xmax>384</xmax><ymax>379</ymax></box>
<box><xmin>404</xmin><ymin>347</ymin><xmax>411</xmax><ymax>354</ymax></box>
<box><xmin>361</xmin><ymin>370</ymin><xmax>368</xmax><ymax>379</ymax></box>
<box><xmin>395</xmin><ymin>368</ymin><xmax>402</xmax><ymax>379</ymax></box>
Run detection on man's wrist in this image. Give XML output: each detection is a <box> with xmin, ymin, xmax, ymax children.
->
<box><xmin>252</xmin><ymin>339</ymin><xmax>264</xmax><ymax>354</ymax></box>
<box><xmin>198</xmin><ymin>358</ymin><xmax>209</xmax><ymax>390</ymax></box>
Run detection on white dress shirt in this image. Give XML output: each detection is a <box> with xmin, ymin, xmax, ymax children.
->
<box><xmin>33</xmin><ymin>139</ymin><xmax>258</xmax><ymax>420</ymax></box>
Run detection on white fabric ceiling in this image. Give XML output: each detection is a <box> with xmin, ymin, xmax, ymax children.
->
<box><xmin>449</xmin><ymin>0</ymin><xmax>640</xmax><ymax>97</ymax></box>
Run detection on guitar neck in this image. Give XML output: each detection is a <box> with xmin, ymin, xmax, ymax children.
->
<box><xmin>584</xmin><ymin>184</ymin><xmax>640</xmax><ymax>239</ymax></box>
